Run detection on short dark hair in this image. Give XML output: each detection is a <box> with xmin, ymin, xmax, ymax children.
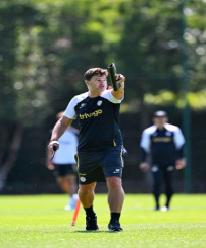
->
<box><xmin>84</xmin><ymin>68</ymin><xmax>108</xmax><ymax>81</ymax></box>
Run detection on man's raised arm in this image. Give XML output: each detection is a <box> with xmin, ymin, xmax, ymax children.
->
<box><xmin>111</xmin><ymin>74</ymin><xmax>125</xmax><ymax>100</ymax></box>
<box><xmin>48</xmin><ymin>116</ymin><xmax>72</xmax><ymax>154</ymax></box>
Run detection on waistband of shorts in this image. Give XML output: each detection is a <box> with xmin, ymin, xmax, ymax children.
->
<box><xmin>78</xmin><ymin>145</ymin><xmax>122</xmax><ymax>154</ymax></box>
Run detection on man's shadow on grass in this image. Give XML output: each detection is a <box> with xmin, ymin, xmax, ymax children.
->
<box><xmin>73</xmin><ymin>231</ymin><xmax>120</xmax><ymax>234</ymax></box>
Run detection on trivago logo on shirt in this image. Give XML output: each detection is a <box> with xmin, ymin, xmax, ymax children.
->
<box><xmin>152</xmin><ymin>137</ymin><xmax>172</xmax><ymax>143</ymax></box>
<box><xmin>79</xmin><ymin>109</ymin><xmax>103</xmax><ymax>119</ymax></box>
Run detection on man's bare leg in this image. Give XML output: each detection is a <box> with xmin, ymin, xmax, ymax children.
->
<box><xmin>79</xmin><ymin>182</ymin><xmax>99</xmax><ymax>231</ymax></box>
<box><xmin>57</xmin><ymin>175</ymin><xmax>78</xmax><ymax>210</ymax></box>
<box><xmin>78</xmin><ymin>182</ymin><xmax>96</xmax><ymax>208</ymax></box>
<box><xmin>57</xmin><ymin>174</ymin><xmax>76</xmax><ymax>196</ymax></box>
<box><xmin>107</xmin><ymin>176</ymin><xmax>124</xmax><ymax>231</ymax></box>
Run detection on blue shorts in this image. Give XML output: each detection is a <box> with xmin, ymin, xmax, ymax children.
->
<box><xmin>78</xmin><ymin>146</ymin><xmax>124</xmax><ymax>185</ymax></box>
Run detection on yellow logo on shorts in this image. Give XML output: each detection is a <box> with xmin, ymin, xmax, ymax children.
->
<box><xmin>80</xmin><ymin>109</ymin><xmax>103</xmax><ymax>119</ymax></box>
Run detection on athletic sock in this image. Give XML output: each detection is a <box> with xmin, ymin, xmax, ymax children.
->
<box><xmin>154</xmin><ymin>194</ymin><xmax>160</xmax><ymax>209</ymax></box>
<box><xmin>84</xmin><ymin>205</ymin><xmax>95</xmax><ymax>217</ymax></box>
<box><xmin>110</xmin><ymin>213</ymin><xmax>121</xmax><ymax>222</ymax></box>
<box><xmin>165</xmin><ymin>194</ymin><xmax>172</xmax><ymax>208</ymax></box>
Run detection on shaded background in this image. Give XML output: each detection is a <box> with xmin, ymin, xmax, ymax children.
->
<box><xmin>0</xmin><ymin>0</ymin><xmax>206</xmax><ymax>194</ymax></box>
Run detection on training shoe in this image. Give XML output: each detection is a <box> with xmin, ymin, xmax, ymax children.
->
<box><xmin>86</xmin><ymin>215</ymin><xmax>99</xmax><ymax>231</ymax></box>
<box><xmin>70</xmin><ymin>194</ymin><xmax>79</xmax><ymax>210</ymax></box>
<box><xmin>64</xmin><ymin>204</ymin><xmax>72</xmax><ymax>211</ymax></box>
<box><xmin>161</xmin><ymin>206</ymin><xmax>170</xmax><ymax>212</ymax></box>
<box><xmin>108</xmin><ymin>220</ymin><xmax>123</xmax><ymax>232</ymax></box>
<box><xmin>153</xmin><ymin>206</ymin><xmax>160</xmax><ymax>211</ymax></box>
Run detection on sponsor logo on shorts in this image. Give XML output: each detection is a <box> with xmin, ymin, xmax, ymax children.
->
<box><xmin>79</xmin><ymin>109</ymin><xmax>103</xmax><ymax>119</ymax></box>
<box><xmin>113</xmin><ymin>169</ymin><xmax>120</xmax><ymax>174</ymax></box>
<box><xmin>80</xmin><ymin>176</ymin><xmax>86</xmax><ymax>182</ymax></box>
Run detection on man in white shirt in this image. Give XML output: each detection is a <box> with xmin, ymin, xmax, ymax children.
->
<box><xmin>47</xmin><ymin>111</ymin><xmax>79</xmax><ymax>210</ymax></box>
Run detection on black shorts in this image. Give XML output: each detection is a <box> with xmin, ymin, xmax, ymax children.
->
<box><xmin>78</xmin><ymin>146</ymin><xmax>124</xmax><ymax>185</ymax></box>
<box><xmin>54</xmin><ymin>164</ymin><xmax>76</xmax><ymax>177</ymax></box>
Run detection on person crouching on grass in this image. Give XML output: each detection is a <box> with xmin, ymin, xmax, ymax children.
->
<box><xmin>48</xmin><ymin>68</ymin><xmax>125</xmax><ymax>231</ymax></box>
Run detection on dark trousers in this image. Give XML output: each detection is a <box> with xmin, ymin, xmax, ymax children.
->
<box><xmin>151</xmin><ymin>165</ymin><xmax>174</xmax><ymax>207</ymax></box>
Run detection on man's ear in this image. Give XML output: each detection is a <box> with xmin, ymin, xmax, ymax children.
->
<box><xmin>85</xmin><ymin>80</ymin><xmax>89</xmax><ymax>86</ymax></box>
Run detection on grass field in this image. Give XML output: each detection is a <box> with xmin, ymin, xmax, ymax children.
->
<box><xmin>0</xmin><ymin>194</ymin><xmax>206</xmax><ymax>248</ymax></box>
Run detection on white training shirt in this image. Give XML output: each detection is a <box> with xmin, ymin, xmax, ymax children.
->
<box><xmin>53</xmin><ymin>129</ymin><xmax>77</xmax><ymax>164</ymax></box>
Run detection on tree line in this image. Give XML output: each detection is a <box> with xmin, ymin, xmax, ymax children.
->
<box><xmin>0</xmin><ymin>0</ymin><xmax>205</xmax><ymax>191</ymax></box>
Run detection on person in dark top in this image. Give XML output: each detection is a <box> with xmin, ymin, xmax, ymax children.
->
<box><xmin>140</xmin><ymin>111</ymin><xmax>186</xmax><ymax>212</ymax></box>
<box><xmin>48</xmin><ymin>68</ymin><xmax>125</xmax><ymax>231</ymax></box>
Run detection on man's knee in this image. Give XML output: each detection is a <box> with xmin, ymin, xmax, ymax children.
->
<box><xmin>152</xmin><ymin>180</ymin><xmax>161</xmax><ymax>193</ymax></box>
<box><xmin>79</xmin><ymin>183</ymin><xmax>95</xmax><ymax>194</ymax></box>
<box><xmin>107</xmin><ymin>177</ymin><xmax>122</xmax><ymax>190</ymax></box>
<box><xmin>57</xmin><ymin>176</ymin><xmax>66</xmax><ymax>185</ymax></box>
<box><xmin>165</xmin><ymin>183</ymin><xmax>174</xmax><ymax>194</ymax></box>
<box><xmin>65</xmin><ymin>174</ymin><xmax>75</xmax><ymax>183</ymax></box>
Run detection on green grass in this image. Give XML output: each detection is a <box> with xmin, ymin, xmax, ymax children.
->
<box><xmin>0</xmin><ymin>194</ymin><xmax>206</xmax><ymax>248</ymax></box>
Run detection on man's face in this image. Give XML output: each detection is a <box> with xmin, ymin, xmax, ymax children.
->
<box><xmin>86</xmin><ymin>74</ymin><xmax>107</xmax><ymax>93</ymax></box>
<box><xmin>153</xmin><ymin>116</ymin><xmax>167</xmax><ymax>127</ymax></box>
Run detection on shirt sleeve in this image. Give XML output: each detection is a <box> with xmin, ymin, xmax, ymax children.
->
<box><xmin>173</xmin><ymin>128</ymin><xmax>186</xmax><ymax>149</ymax></box>
<box><xmin>140</xmin><ymin>147</ymin><xmax>147</xmax><ymax>162</ymax></box>
<box><xmin>140</xmin><ymin>130</ymin><xmax>151</xmax><ymax>153</ymax></box>
<box><xmin>63</xmin><ymin>97</ymin><xmax>77</xmax><ymax>119</ymax></box>
<box><xmin>101</xmin><ymin>89</ymin><xmax>124</xmax><ymax>104</ymax></box>
<box><xmin>177</xmin><ymin>146</ymin><xmax>184</xmax><ymax>159</ymax></box>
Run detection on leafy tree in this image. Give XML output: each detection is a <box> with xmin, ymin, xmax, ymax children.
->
<box><xmin>0</xmin><ymin>1</ymin><xmax>47</xmax><ymax>189</ymax></box>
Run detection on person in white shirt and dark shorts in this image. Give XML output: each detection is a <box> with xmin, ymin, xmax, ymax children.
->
<box><xmin>47</xmin><ymin>111</ymin><xmax>79</xmax><ymax>211</ymax></box>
